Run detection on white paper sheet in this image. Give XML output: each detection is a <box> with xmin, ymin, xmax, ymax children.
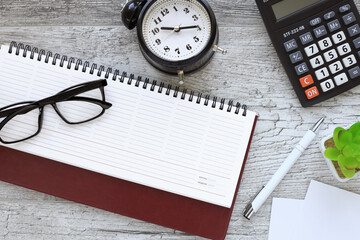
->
<box><xmin>268</xmin><ymin>181</ymin><xmax>360</xmax><ymax>240</ymax></box>
<box><xmin>0</xmin><ymin>45</ymin><xmax>257</xmax><ymax>208</ymax></box>
<box><xmin>268</xmin><ymin>198</ymin><xmax>304</xmax><ymax>240</ymax></box>
<box><xmin>302</xmin><ymin>180</ymin><xmax>360</xmax><ymax>240</ymax></box>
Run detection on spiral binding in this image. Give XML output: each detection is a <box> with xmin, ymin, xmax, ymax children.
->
<box><xmin>8</xmin><ymin>42</ymin><xmax>248</xmax><ymax>116</ymax></box>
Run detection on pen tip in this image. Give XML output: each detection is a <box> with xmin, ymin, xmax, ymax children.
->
<box><xmin>311</xmin><ymin>117</ymin><xmax>325</xmax><ymax>133</ymax></box>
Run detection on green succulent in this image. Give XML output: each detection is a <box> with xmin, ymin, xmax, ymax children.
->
<box><xmin>324</xmin><ymin>122</ymin><xmax>360</xmax><ymax>179</ymax></box>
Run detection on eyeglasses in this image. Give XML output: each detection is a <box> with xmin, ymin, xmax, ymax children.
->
<box><xmin>0</xmin><ymin>79</ymin><xmax>112</xmax><ymax>144</ymax></box>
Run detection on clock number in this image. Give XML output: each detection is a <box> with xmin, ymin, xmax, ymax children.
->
<box><xmin>184</xmin><ymin>8</ymin><xmax>189</xmax><ymax>14</ymax></box>
<box><xmin>155</xmin><ymin>39</ymin><xmax>161</xmax><ymax>45</ymax></box>
<box><xmin>152</xmin><ymin>27</ymin><xmax>160</xmax><ymax>35</ymax></box>
<box><xmin>161</xmin><ymin>8</ymin><xmax>169</xmax><ymax>17</ymax></box>
<box><xmin>193</xmin><ymin>36</ymin><xmax>199</xmax><ymax>42</ymax></box>
<box><xmin>164</xmin><ymin>46</ymin><xmax>170</xmax><ymax>52</ymax></box>
<box><xmin>174</xmin><ymin>6</ymin><xmax>178</xmax><ymax>12</ymax></box>
<box><xmin>154</xmin><ymin>17</ymin><xmax>162</xmax><ymax>25</ymax></box>
<box><xmin>175</xmin><ymin>48</ymin><xmax>180</xmax><ymax>54</ymax></box>
<box><xmin>192</xmin><ymin>15</ymin><xmax>198</xmax><ymax>21</ymax></box>
<box><xmin>186</xmin><ymin>44</ymin><xmax>192</xmax><ymax>50</ymax></box>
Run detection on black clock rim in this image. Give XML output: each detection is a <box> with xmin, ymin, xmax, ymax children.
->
<box><xmin>136</xmin><ymin>0</ymin><xmax>218</xmax><ymax>70</ymax></box>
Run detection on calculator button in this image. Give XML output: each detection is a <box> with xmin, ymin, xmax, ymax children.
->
<box><xmin>299</xmin><ymin>32</ymin><xmax>314</xmax><ymax>45</ymax></box>
<box><xmin>331</xmin><ymin>31</ymin><xmax>346</xmax><ymax>44</ymax></box>
<box><xmin>314</xmin><ymin>25</ymin><xmax>327</xmax><ymax>38</ymax></box>
<box><xmin>289</xmin><ymin>51</ymin><xmax>303</xmax><ymax>64</ymax></box>
<box><xmin>320</xmin><ymin>79</ymin><xmax>335</xmax><ymax>92</ymax></box>
<box><xmin>348</xmin><ymin>24</ymin><xmax>360</xmax><ymax>37</ymax></box>
<box><xmin>349</xmin><ymin>66</ymin><xmax>360</xmax><ymax>79</ymax></box>
<box><xmin>318</xmin><ymin>37</ymin><xmax>333</xmax><ymax>51</ymax></box>
<box><xmin>353</xmin><ymin>37</ymin><xmax>360</xmax><ymax>49</ymax></box>
<box><xmin>343</xmin><ymin>12</ymin><xmax>356</xmax><ymax>25</ymax></box>
<box><xmin>324</xmin><ymin>11</ymin><xmax>335</xmax><ymax>20</ymax></box>
<box><xmin>337</xmin><ymin>43</ymin><xmax>351</xmax><ymax>56</ymax></box>
<box><xmin>328</xmin><ymin>19</ymin><xmax>341</xmax><ymax>32</ymax></box>
<box><xmin>339</xmin><ymin>4</ymin><xmax>351</xmax><ymax>13</ymax></box>
<box><xmin>315</xmin><ymin>67</ymin><xmax>330</xmax><ymax>80</ymax></box>
<box><xmin>305</xmin><ymin>44</ymin><xmax>319</xmax><ymax>57</ymax></box>
<box><xmin>305</xmin><ymin>86</ymin><xmax>320</xmax><ymax>100</ymax></box>
<box><xmin>334</xmin><ymin>73</ymin><xmax>349</xmax><ymax>86</ymax></box>
<box><xmin>299</xmin><ymin>75</ymin><xmax>314</xmax><ymax>88</ymax></box>
<box><xmin>342</xmin><ymin>54</ymin><xmax>357</xmax><ymax>68</ymax></box>
<box><xmin>284</xmin><ymin>39</ymin><xmax>298</xmax><ymax>52</ymax></box>
<box><xmin>295</xmin><ymin>62</ymin><xmax>309</xmax><ymax>76</ymax></box>
<box><xmin>324</xmin><ymin>49</ymin><xmax>338</xmax><ymax>62</ymax></box>
<box><xmin>310</xmin><ymin>55</ymin><xmax>324</xmax><ymax>69</ymax></box>
<box><xmin>329</xmin><ymin>61</ymin><xmax>343</xmax><ymax>74</ymax></box>
<box><xmin>310</xmin><ymin>17</ymin><xmax>322</xmax><ymax>26</ymax></box>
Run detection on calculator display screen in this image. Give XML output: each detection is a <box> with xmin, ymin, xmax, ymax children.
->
<box><xmin>272</xmin><ymin>0</ymin><xmax>321</xmax><ymax>20</ymax></box>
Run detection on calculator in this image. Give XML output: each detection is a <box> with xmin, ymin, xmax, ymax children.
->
<box><xmin>256</xmin><ymin>0</ymin><xmax>360</xmax><ymax>107</ymax></box>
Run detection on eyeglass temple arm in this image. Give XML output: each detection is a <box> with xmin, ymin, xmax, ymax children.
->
<box><xmin>0</xmin><ymin>105</ymin><xmax>35</xmax><ymax>118</ymax></box>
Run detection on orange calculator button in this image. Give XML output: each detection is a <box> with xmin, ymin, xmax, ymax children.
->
<box><xmin>305</xmin><ymin>86</ymin><xmax>320</xmax><ymax>100</ymax></box>
<box><xmin>299</xmin><ymin>75</ymin><xmax>314</xmax><ymax>88</ymax></box>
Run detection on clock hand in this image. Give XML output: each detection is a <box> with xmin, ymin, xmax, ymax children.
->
<box><xmin>178</xmin><ymin>25</ymin><xmax>199</xmax><ymax>30</ymax></box>
<box><xmin>161</xmin><ymin>27</ymin><xmax>175</xmax><ymax>30</ymax></box>
<box><xmin>160</xmin><ymin>25</ymin><xmax>200</xmax><ymax>32</ymax></box>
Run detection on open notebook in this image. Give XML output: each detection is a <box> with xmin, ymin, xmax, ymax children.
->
<box><xmin>0</xmin><ymin>42</ymin><xmax>257</xmax><ymax>239</ymax></box>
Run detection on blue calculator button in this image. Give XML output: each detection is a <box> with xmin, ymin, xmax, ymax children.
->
<box><xmin>327</xmin><ymin>19</ymin><xmax>341</xmax><ymax>32</ymax></box>
<box><xmin>349</xmin><ymin>66</ymin><xmax>360</xmax><ymax>79</ymax></box>
<box><xmin>313</xmin><ymin>25</ymin><xmax>327</xmax><ymax>38</ymax></box>
<box><xmin>310</xmin><ymin>17</ymin><xmax>322</xmax><ymax>26</ymax></box>
<box><xmin>289</xmin><ymin>51</ymin><xmax>303</xmax><ymax>64</ymax></box>
<box><xmin>343</xmin><ymin>12</ymin><xmax>356</xmax><ymax>25</ymax></box>
<box><xmin>284</xmin><ymin>39</ymin><xmax>298</xmax><ymax>52</ymax></box>
<box><xmin>299</xmin><ymin>32</ymin><xmax>313</xmax><ymax>45</ymax></box>
<box><xmin>339</xmin><ymin>4</ymin><xmax>351</xmax><ymax>13</ymax></box>
<box><xmin>295</xmin><ymin>62</ymin><xmax>309</xmax><ymax>76</ymax></box>
<box><xmin>348</xmin><ymin>24</ymin><xmax>360</xmax><ymax>37</ymax></box>
<box><xmin>324</xmin><ymin>11</ymin><xmax>335</xmax><ymax>20</ymax></box>
<box><xmin>353</xmin><ymin>37</ymin><xmax>360</xmax><ymax>49</ymax></box>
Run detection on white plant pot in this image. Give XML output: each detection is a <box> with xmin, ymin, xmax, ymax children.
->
<box><xmin>320</xmin><ymin>135</ymin><xmax>360</xmax><ymax>182</ymax></box>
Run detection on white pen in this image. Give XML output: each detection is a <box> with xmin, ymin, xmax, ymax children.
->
<box><xmin>243</xmin><ymin>117</ymin><xmax>325</xmax><ymax>220</ymax></box>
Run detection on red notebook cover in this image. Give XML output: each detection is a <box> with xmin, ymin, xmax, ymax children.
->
<box><xmin>0</xmin><ymin>116</ymin><xmax>257</xmax><ymax>240</ymax></box>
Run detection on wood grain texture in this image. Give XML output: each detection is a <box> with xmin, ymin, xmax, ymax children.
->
<box><xmin>1</xmin><ymin>0</ymin><xmax>360</xmax><ymax>239</ymax></box>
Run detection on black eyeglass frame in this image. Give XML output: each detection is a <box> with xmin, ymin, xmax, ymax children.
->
<box><xmin>0</xmin><ymin>79</ymin><xmax>112</xmax><ymax>144</ymax></box>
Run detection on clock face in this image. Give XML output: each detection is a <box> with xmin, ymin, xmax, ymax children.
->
<box><xmin>141</xmin><ymin>0</ymin><xmax>212</xmax><ymax>62</ymax></box>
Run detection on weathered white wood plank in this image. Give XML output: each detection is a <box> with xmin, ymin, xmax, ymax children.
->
<box><xmin>0</xmin><ymin>0</ymin><xmax>360</xmax><ymax>239</ymax></box>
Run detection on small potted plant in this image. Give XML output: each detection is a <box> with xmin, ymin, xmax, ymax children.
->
<box><xmin>321</xmin><ymin>122</ymin><xmax>360</xmax><ymax>182</ymax></box>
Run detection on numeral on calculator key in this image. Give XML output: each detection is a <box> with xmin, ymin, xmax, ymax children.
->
<box><xmin>315</xmin><ymin>67</ymin><xmax>330</xmax><ymax>80</ymax></box>
<box><xmin>320</xmin><ymin>79</ymin><xmax>335</xmax><ymax>92</ymax></box>
<box><xmin>305</xmin><ymin>43</ymin><xmax>319</xmax><ymax>57</ymax></box>
<box><xmin>337</xmin><ymin>43</ymin><xmax>351</xmax><ymax>56</ymax></box>
<box><xmin>329</xmin><ymin>61</ymin><xmax>343</xmax><ymax>74</ymax></box>
<box><xmin>332</xmin><ymin>31</ymin><xmax>346</xmax><ymax>44</ymax></box>
<box><xmin>342</xmin><ymin>54</ymin><xmax>357</xmax><ymax>67</ymax></box>
<box><xmin>324</xmin><ymin>49</ymin><xmax>338</xmax><ymax>62</ymax></box>
<box><xmin>310</xmin><ymin>55</ymin><xmax>324</xmax><ymax>69</ymax></box>
<box><xmin>318</xmin><ymin>37</ymin><xmax>333</xmax><ymax>50</ymax></box>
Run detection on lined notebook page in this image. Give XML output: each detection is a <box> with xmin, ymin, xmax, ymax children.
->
<box><xmin>0</xmin><ymin>45</ymin><xmax>256</xmax><ymax>208</ymax></box>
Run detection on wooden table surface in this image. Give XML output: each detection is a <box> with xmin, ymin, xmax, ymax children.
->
<box><xmin>1</xmin><ymin>0</ymin><xmax>360</xmax><ymax>239</ymax></box>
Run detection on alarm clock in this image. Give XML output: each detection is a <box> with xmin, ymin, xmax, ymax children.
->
<box><xmin>121</xmin><ymin>0</ymin><xmax>226</xmax><ymax>83</ymax></box>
